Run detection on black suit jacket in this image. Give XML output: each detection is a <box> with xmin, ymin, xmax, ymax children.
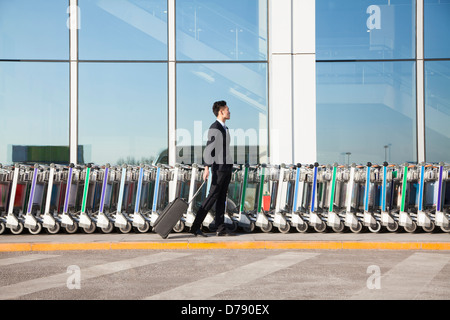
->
<box><xmin>203</xmin><ymin>120</ymin><xmax>233</xmax><ymax>172</ymax></box>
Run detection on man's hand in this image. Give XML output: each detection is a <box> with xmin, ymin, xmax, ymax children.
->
<box><xmin>203</xmin><ymin>166</ymin><xmax>210</xmax><ymax>181</ymax></box>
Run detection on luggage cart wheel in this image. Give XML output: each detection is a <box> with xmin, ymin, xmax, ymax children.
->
<box><xmin>65</xmin><ymin>222</ymin><xmax>79</xmax><ymax>234</ymax></box>
<box><xmin>10</xmin><ymin>221</ymin><xmax>24</xmax><ymax>235</ymax></box>
<box><xmin>83</xmin><ymin>223</ymin><xmax>97</xmax><ymax>234</ymax></box>
<box><xmin>0</xmin><ymin>222</ymin><xmax>5</xmax><ymax>234</ymax></box>
<box><xmin>313</xmin><ymin>221</ymin><xmax>327</xmax><ymax>233</ymax></box>
<box><xmin>368</xmin><ymin>221</ymin><xmax>382</xmax><ymax>233</ymax></box>
<box><xmin>242</xmin><ymin>221</ymin><xmax>255</xmax><ymax>233</ymax></box>
<box><xmin>119</xmin><ymin>221</ymin><xmax>133</xmax><ymax>234</ymax></box>
<box><xmin>228</xmin><ymin>220</ymin><xmax>238</xmax><ymax>232</ymax></box>
<box><xmin>349</xmin><ymin>221</ymin><xmax>363</xmax><ymax>234</ymax></box>
<box><xmin>260</xmin><ymin>221</ymin><xmax>273</xmax><ymax>233</ymax></box>
<box><xmin>386</xmin><ymin>221</ymin><xmax>399</xmax><ymax>233</ymax></box>
<box><xmin>403</xmin><ymin>221</ymin><xmax>417</xmax><ymax>233</ymax></box>
<box><xmin>136</xmin><ymin>221</ymin><xmax>150</xmax><ymax>233</ymax></box>
<box><xmin>296</xmin><ymin>222</ymin><xmax>309</xmax><ymax>233</ymax></box>
<box><xmin>278</xmin><ymin>222</ymin><xmax>291</xmax><ymax>234</ymax></box>
<box><xmin>100</xmin><ymin>222</ymin><xmax>114</xmax><ymax>234</ymax></box>
<box><xmin>28</xmin><ymin>222</ymin><xmax>43</xmax><ymax>235</ymax></box>
<box><xmin>173</xmin><ymin>220</ymin><xmax>185</xmax><ymax>233</ymax></box>
<box><xmin>331</xmin><ymin>221</ymin><xmax>346</xmax><ymax>233</ymax></box>
<box><xmin>422</xmin><ymin>221</ymin><xmax>435</xmax><ymax>233</ymax></box>
<box><xmin>46</xmin><ymin>222</ymin><xmax>61</xmax><ymax>234</ymax></box>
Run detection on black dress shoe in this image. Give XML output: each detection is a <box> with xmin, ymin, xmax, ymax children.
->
<box><xmin>191</xmin><ymin>229</ymin><xmax>207</xmax><ymax>237</ymax></box>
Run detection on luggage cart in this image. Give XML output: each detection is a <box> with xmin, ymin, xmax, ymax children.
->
<box><xmin>360</xmin><ymin>163</ymin><xmax>383</xmax><ymax>233</ymax></box>
<box><xmin>255</xmin><ymin>164</ymin><xmax>274</xmax><ymax>233</ymax></box>
<box><xmin>128</xmin><ymin>165</ymin><xmax>144</xmax><ymax>231</ymax></box>
<box><xmin>291</xmin><ymin>163</ymin><xmax>317</xmax><ymax>232</ymax></box>
<box><xmin>89</xmin><ymin>163</ymin><xmax>134</xmax><ymax>234</ymax></box>
<box><xmin>42</xmin><ymin>164</ymin><xmax>67</xmax><ymax>234</ymax></box>
<box><xmin>75</xmin><ymin>164</ymin><xmax>99</xmax><ymax>234</ymax></box>
<box><xmin>289</xmin><ymin>164</ymin><xmax>310</xmax><ymax>233</ymax></box>
<box><xmin>271</xmin><ymin>163</ymin><xmax>293</xmax><ymax>233</ymax></box>
<box><xmin>170</xmin><ymin>164</ymin><xmax>191</xmax><ymax>232</ymax></box>
<box><xmin>307</xmin><ymin>163</ymin><xmax>346</xmax><ymax>233</ymax></box>
<box><xmin>221</xmin><ymin>164</ymin><xmax>244</xmax><ymax>232</ymax></box>
<box><xmin>231</xmin><ymin>164</ymin><xmax>257</xmax><ymax>232</ymax></box>
<box><xmin>343</xmin><ymin>163</ymin><xmax>365</xmax><ymax>233</ymax></box>
<box><xmin>0</xmin><ymin>164</ymin><xmax>13</xmax><ymax>234</ymax></box>
<box><xmin>416</xmin><ymin>163</ymin><xmax>437</xmax><ymax>232</ymax></box>
<box><xmin>179</xmin><ymin>163</ymin><xmax>206</xmax><ymax>231</ymax></box>
<box><xmin>146</xmin><ymin>164</ymin><xmax>171</xmax><ymax>231</ymax></box>
<box><xmin>435</xmin><ymin>162</ymin><xmax>450</xmax><ymax>232</ymax></box>
<box><xmin>5</xmin><ymin>164</ymin><xmax>29</xmax><ymax>234</ymax></box>
<box><xmin>254</xmin><ymin>163</ymin><xmax>288</xmax><ymax>233</ymax></box>
<box><xmin>323</xmin><ymin>163</ymin><xmax>346</xmax><ymax>233</ymax></box>
<box><xmin>92</xmin><ymin>164</ymin><xmax>114</xmax><ymax>233</ymax></box>
<box><xmin>379</xmin><ymin>162</ymin><xmax>400</xmax><ymax>232</ymax></box>
<box><xmin>60</xmin><ymin>163</ymin><xmax>82</xmax><ymax>234</ymax></box>
<box><xmin>109</xmin><ymin>164</ymin><xmax>134</xmax><ymax>233</ymax></box>
<box><xmin>398</xmin><ymin>163</ymin><xmax>419</xmax><ymax>233</ymax></box>
<box><xmin>307</xmin><ymin>162</ymin><xmax>329</xmax><ymax>232</ymax></box>
<box><xmin>132</xmin><ymin>164</ymin><xmax>155</xmax><ymax>233</ymax></box>
<box><xmin>23</xmin><ymin>164</ymin><xmax>47</xmax><ymax>234</ymax></box>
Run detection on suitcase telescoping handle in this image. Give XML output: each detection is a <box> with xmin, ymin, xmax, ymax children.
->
<box><xmin>187</xmin><ymin>180</ymin><xmax>207</xmax><ymax>205</ymax></box>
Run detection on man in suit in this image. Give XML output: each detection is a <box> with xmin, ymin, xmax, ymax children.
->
<box><xmin>190</xmin><ymin>100</ymin><xmax>234</xmax><ymax>237</ymax></box>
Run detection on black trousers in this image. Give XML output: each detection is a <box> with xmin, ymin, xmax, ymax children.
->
<box><xmin>191</xmin><ymin>170</ymin><xmax>232</xmax><ymax>232</ymax></box>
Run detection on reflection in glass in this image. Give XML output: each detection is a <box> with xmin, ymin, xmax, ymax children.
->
<box><xmin>0</xmin><ymin>62</ymin><xmax>69</xmax><ymax>164</ymax></box>
<box><xmin>78</xmin><ymin>0</ymin><xmax>167</xmax><ymax>60</ymax></box>
<box><xmin>0</xmin><ymin>0</ymin><xmax>69</xmax><ymax>59</ymax></box>
<box><xmin>316</xmin><ymin>61</ymin><xmax>416</xmax><ymax>164</ymax></box>
<box><xmin>424</xmin><ymin>0</ymin><xmax>450</xmax><ymax>59</ymax></box>
<box><xmin>176</xmin><ymin>0</ymin><xmax>267</xmax><ymax>61</ymax></box>
<box><xmin>176</xmin><ymin>63</ymin><xmax>268</xmax><ymax>165</ymax></box>
<box><xmin>425</xmin><ymin>61</ymin><xmax>450</xmax><ymax>162</ymax></box>
<box><xmin>78</xmin><ymin>63</ymin><xmax>167</xmax><ymax>165</ymax></box>
<box><xmin>316</xmin><ymin>0</ymin><xmax>415</xmax><ymax>60</ymax></box>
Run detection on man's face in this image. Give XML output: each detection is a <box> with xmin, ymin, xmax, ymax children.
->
<box><xmin>220</xmin><ymin>106</ymin><xmax>231</xmax><ymax>120</ymax></box>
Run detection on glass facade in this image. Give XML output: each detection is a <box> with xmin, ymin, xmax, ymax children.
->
<box><xmin>424</xmin><ymin>1</ymin><xmax>450</xmax><ymax>162</ymax></box>
<box><xmin>176</xmin><ymin>0</ymin><xmax>268</xmax><ymax>165</ymax></box>
<box><xmin>424</xmin><ymin>0</ymin><xmax>450</xmax><ymax>59</ymax></box>
<box><xmin>176</xmin><ymin>0</ymin><xmax>267</xmax><ymax>61</ymax></box>
<box><xmin>424</xmin><ymin>61</ymin><xmax>450</xmax><ymax>163</ymax></box>
<box><xmin>78</xmin><ymin>62</ymin><xmax>168</xmax><ymax>165</ymax></box>
<box><xmin>0</xmin><ymin>62</ymin><xmax>69</xmax><ymax>164</ymax></box>
<box><xmin>0</xmin><ymin>0</ymin><xmax>69</xmax><ymax>60</ymax></box>
<box><xmin>316</xmin><ymin>0</ymin><xmax>415</xmax><ymax>60</ymax></box>
<box><xmin>0</xmin><ymin>0</ymin><xmax>267</xmax><ymax>166</ymax></box>
<box><xmin>316</xmin><ymin>61</ymin><xmax>416</xmax><ymax>164</ymax></box>
<box><xmin>316</xmin><ymin>0</ymin><xmax>419</xmax><ymax>164</ymax></box>
<box><xmin>78</xmin><ymin>0</ymin><xmax>167</xmax><ymax>60</ymax></box>
<box><xmin>176</xmin><ymin>62</ymin><xmax>268</xmax><ymax>164</ymax></box>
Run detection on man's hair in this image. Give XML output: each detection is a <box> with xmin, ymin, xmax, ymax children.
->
<box><xmin>212</xmin><ymin>100</ymin><xmax>227</xmax><ymax>117</ymax></box>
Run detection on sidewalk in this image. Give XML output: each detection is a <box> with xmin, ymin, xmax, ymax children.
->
<box><xmin>0</xmin><ymin>230</ymin><xmax>449</xmax><ymax>251</ymax></box>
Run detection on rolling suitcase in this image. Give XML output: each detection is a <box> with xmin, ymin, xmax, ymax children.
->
<box><xmin>153</xmin><ymin>180</ymin><xmax>205</xmax><ymax>239</ymax></box>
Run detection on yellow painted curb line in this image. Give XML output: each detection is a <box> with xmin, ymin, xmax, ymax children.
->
<box><xmin>0</xmin><ymin>243</ymin><xmax>32</xmax><ymax>252</ymax></box>
<box><xmin>341</xmin><ymin>242</ymin><xmax>422</xmax><ymax>250</ymax></box>
<box><xmin>1</xmin><ymin>241</ymin><xmax>450</xmax><ymax>252</ymax></box>
<box><xmin>111</xmin><ymin>242</ymin><xmax>188</xmax><ymax>250</ymax></box>
<box><xmin>421</xmin><ymin>242</ymin><xmax>450</xmax><ymax>251</ymax></box>
<box><xmin>187</xmin><ymin>241</ymin><xmax>267</xmax><ymax>250</ymax></box>
<box><xmin>32</xmin><ymin>242</ymin><xmax>111</xmax><ymax>251</ymax></box>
